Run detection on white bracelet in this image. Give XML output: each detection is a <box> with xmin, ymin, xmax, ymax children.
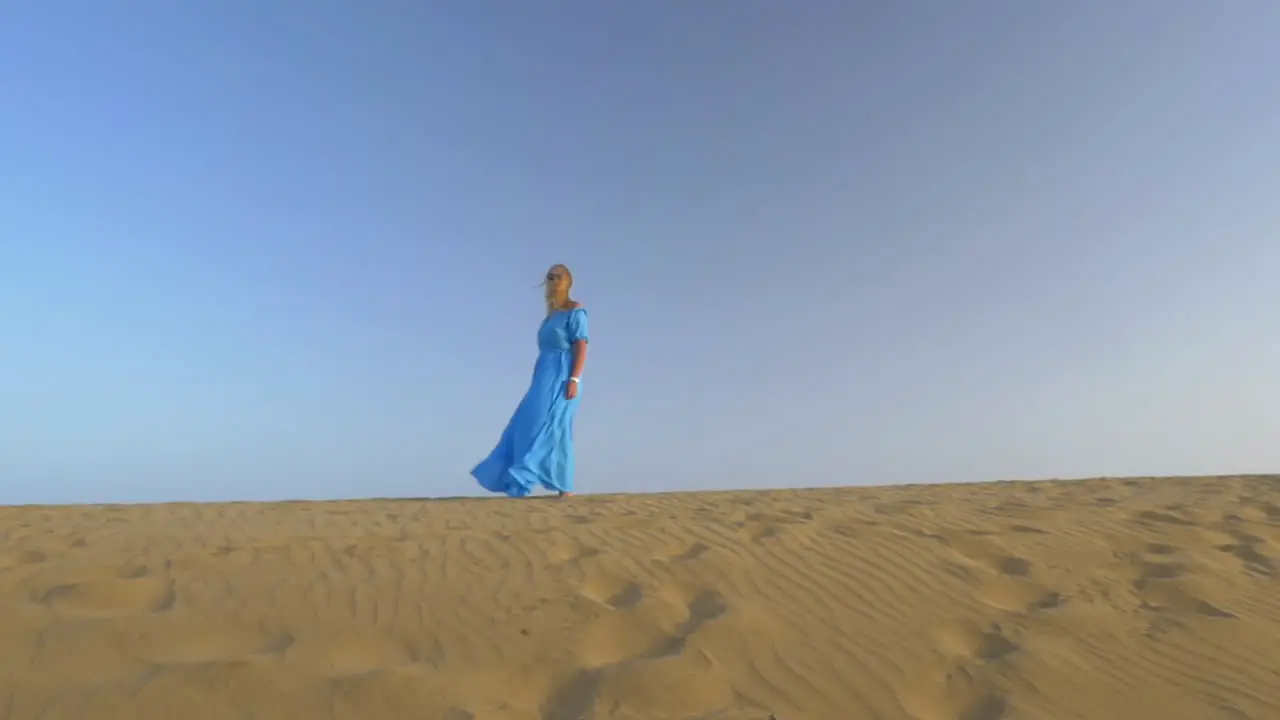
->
<box><xmin>569</xmin><ymin>377</ymin><xmax>581</xmax><ymax>384</ymax></box>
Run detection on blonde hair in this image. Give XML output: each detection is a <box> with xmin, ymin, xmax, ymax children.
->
<box><xmin>544</xmin><ymin>264</ymin><xmax>575</xmax><ymax>316</ymax></box>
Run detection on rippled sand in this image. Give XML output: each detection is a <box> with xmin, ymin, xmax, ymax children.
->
<box><xmin>2</xmin><ymin>475</ymin><xmax>1279</xmax><ymax>719</ymax></box>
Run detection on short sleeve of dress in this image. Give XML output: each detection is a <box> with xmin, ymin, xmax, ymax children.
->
<box><xmin>567</xmin><ymin>308</ymin><xmax>589</xmax><ymax>343</ymax></box>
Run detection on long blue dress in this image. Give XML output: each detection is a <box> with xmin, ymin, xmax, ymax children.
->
<box><xmin>471</xmin><ymin>307</ymin><xmax>589</xmax><ymax>497</ymax></box>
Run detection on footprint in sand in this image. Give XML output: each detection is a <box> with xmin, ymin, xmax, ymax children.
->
<box><xmin>0</xmin><ymin>548</ymin><xmax>47</xmax><ymax>568</ymax></box>
<box><xmin>574</xmin><ymin>585</ymin><xmax>728</xmax><ymax>668</ymax></box>
<box><xmin>733</xmin><ymin>511</ymin><xmax>816</xmax><ymax>543</ymax></box>
<box><xmin>1008</xmin><ymin>524</ymin><xmax>1046</xmax><ymax>535</ymax></box>
<box><xmin>933</xmin><ymin>620</ymin><xmax>1018</xmax><ymax>661</ymax></box>
<box><xmin>929</xmin><ymin>532</ymin><xmax>1062</xmax><ymax>613</ymax></box>
<box><xmin>1130</xmin><ymin>560</ymin><xmax>1183</xmax><ymax>586</ymax></box>
<box><xmin>898</xmin><ymin>658</ymin><xmax>1008</xmax><ymax>720</ymax></box>
<box><xmin>576</xmin><ymin>608</ymin><xmax>674</xmax><ymax>668</ymax></box>
<box><xmin>933</xmin><ymin>533</ymin><xmax>1036</xmax><ymax>579</ymax></box>
<box><xmin>1217</xmin><ymin>542</ymin><xmax>1276</xmax><ymax>575</ymax></box>
<box><xmin>541</xmin><ymin>580</ymin><xmax>739</xmax><ymax>720</ymax></box>
<box><xmin>1136</xmin><ymin>581</ymin><xmax>1237</xmax><ymax>619</ymax></box>
<box><xmin>589</xmin><ymin>649</ymin><xmax>734</xmax><ymax>719</ymax></box>
<box><xmin>1210</xmin><ymin>529</ymin><xmax>1277</xmax><ymax>576</ymax></box>
<box><xmin>541</xmin><ymin>535</ymin><xmax>601</xmax><ymax>565</ymax></box>
<box><xmin>551</xmin><ymin>591</ymin><xmax>735</xmax><ymax>720</ymax></box>
<box><xmin>1227</xmin><ymin>496</ymin><xmax>1280</xmax><ymax>524</ymax></box>
<box><xmin>579</xmin><ymin>575</ymin><xmax>645</xmax><ymax>610</ymax></box>
<box><xmin>1093</xmin><ymin>547</ymin><xmax>1238</xmax><ymax>619</ymax></box>
<box><xmin>668</xmin><ymin>542</ymin><xmax>711</xmax><ymax>562</ymax></box>
<box><xmin>576</xmin><ymin>562</ymin><xmax>654</xmax><ymax>609</ymax></box>
<box><xmin>681</xmin><ymin>591</ymin><xmax>729</xmax><ymax>633</ymax></box>
<box><xmin>977</xmin><ymin>575</ymin><xmax>1062</xmax><ymax>613</ymax></box>
<box><xmin>1133</xmin><ymin>510</ymin><xmax>1195</xmax><ymax>527</ymax></box>
<box><xmin>38</xmin><ymin>566</ymin><xmax>175</xmax><ymax>617</ymax></box>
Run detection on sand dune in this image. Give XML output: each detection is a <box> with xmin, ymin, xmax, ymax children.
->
<box><xmin>2</xmin><ymin>475</ymin><xmax>1279</xmax><ymax>719</ymax></box>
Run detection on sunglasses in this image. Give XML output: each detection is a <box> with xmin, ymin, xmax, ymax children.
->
<box><xmin>546</xmin><ymin>273</ymin><xmax>563</xmax><ymax>281</ymax></box>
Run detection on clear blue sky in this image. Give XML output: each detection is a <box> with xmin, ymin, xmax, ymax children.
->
<box><xmin>3</xmin><ymin>2</ymin><xmax>1278</xmax><ymax>505</ymax></box>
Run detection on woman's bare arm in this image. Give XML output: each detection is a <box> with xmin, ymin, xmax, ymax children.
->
<box><xmin>570</xmin><ymin>340</ymin><xmax>587</xmax><ymax>379</ymax></box>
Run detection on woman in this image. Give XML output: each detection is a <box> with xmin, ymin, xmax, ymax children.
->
<box><xmin>471</xmin><ymin>264</ymin><xmax>589</xmax><ymax>498</ymax></box>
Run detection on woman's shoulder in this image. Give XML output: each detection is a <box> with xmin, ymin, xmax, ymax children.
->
<box><xmin>566</xmin><ymin>300</ymin><xmax>585</xmax><ymax>311</ymax></box>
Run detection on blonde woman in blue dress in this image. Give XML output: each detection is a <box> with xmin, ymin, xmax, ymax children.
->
<box><xmin>472</xmin><ymin>264</ymin><xmax>589</xmax><ymax>498</ymax></box>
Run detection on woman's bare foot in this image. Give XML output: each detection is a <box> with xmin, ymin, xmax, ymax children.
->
<box><xmin>557</xmin><ymin>491</ymin><xmax>574</xmax><ymax>498</ymax></box>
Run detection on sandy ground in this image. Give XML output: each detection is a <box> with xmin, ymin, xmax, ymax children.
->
<box><xmin>1</xmin><ymin>476</ymin><xmax>1279</xmax><ymax>720</ymax></box>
